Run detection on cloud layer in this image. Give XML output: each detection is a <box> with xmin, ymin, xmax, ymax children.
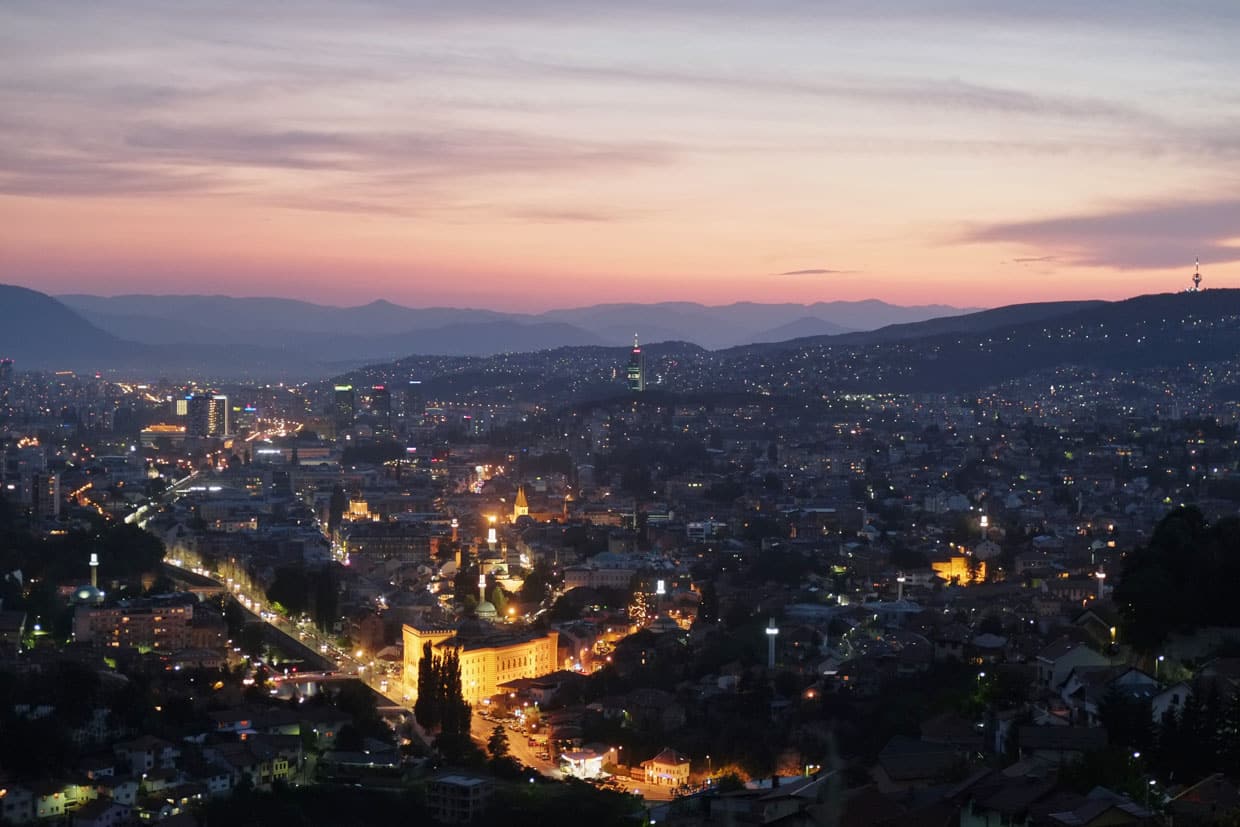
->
<box><xmin>964</xmin><ymin>198</ymin><xmax>1240</xmax><ymax>270</ymax></box>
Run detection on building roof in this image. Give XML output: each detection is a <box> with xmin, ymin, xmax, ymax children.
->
<box><xmin>876</xmin><ymin>736</ymin><xmax>960</xmax><ymax>782</ymax></box>
<box><xmin>643</xmin><ymin>747</ymin><xmax>690</xmax><ymax>768</ymax></box>
<box><xmin>1018</xmin><ymin>725</ymin><xmax>1107</xmax><ymax>753</ymax></box>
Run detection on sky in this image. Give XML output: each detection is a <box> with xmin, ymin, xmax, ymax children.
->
<box><xmin>2</xmin><ymin>1</ymin><xmax>1239</xmax><ymax>311</ymax></box>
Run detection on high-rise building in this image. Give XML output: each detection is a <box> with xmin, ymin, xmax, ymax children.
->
<box><xmin>626</xmin><ymin>335</ymin><xmax>645</xmax><ymax>392</ymax></box>
<box><xmin>334</xmin><ymin>385</ymin><xmax>356</xmax><ymax>432</ymax></box>
<box><xmin>209</xmin><ymin>394</ymin><xmax>229</xmax><ymax>436</ymax></box>
<box><xmin>186</xmin><ymin>395</ymin><xmax>210</xmax><ymax>437</ymax></box>
<box><xmin>21</xmin><ymin>471</ymin><xmax>60</xmax><ymax>520</ymax></box>
<box><xmin>371</xmin><ymin>385</ymin><xmax>392</xmax><ymax>433</ymax></box>
<box><xmin>403</xmin><ymin>380</ymin><xmax>424</xmax><ymax>424</ymax></box>
<box><xmin>185</xmin><ymin>394</ymin><xmax>229</xmax><ymax>437</ymax></box>
<box><xmin>0</xmin><ymin>358</ymin><xmax>13</xmax><ymax>382</ymax></box>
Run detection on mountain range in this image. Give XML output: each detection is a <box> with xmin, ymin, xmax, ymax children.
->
<box><xmin>53</xmin><ymin>293</ymin><xmax>977</xmax><ymax>364</ymax></box>
<box><xmin>342</xmin><ymin>289</ymin><xmax>1240</xmax><ymax>401</ymax></box>
<box><xmin>8</xmin><ymin>284</ymin><xmax>1231</xmax><ymax>392</ymax></box>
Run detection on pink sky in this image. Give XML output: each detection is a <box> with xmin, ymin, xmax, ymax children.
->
<box><xmin>2</xmin><ymin>2</ymin><xmax>1238</xmax><ymax>311</ymax></box>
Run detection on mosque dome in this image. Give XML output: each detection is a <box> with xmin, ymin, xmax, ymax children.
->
<box><xmin>476</xmin><ymin>600</ymin><xmax>498</xmax><ymax>620</ymax></box>
<box><xmin>71</xmin><ymin>585</ymin><xmax>104</xmax><ymax>605</ymax></box>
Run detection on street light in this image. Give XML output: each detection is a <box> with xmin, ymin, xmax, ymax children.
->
<box><xmin>1156</xmin><ymin>655</ymin><xmax>1165</xmax><ymax>679</ymax></box>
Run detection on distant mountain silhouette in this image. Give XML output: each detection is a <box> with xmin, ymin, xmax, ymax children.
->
<box><xmin>58</xmin><ymin>293</ymin><xmax>977</xmax><ymax>357</ymax></box>
<box><xmin>751</xmin><ymin>316</ymin><xmax>854</xmax><ymax>342</ymax></box>
<box><xmin>0</xmin><ymin>284</ymin><xmax>136</xmax><ymax>368</ymax></box>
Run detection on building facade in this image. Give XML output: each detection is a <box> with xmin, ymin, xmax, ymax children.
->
<box><xmin>403</xmin><ymin>624</ymin><xmax>559</xmax><ymax>705</ymax></box>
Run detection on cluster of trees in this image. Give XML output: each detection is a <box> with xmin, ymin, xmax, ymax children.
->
<box><xmin>265</xmin><ymin>565</ymin><xmax>339</xmax><ymax>632</ymax></box>
<box><xmin>413</xmin><ymin>642</ymin><xmax>471</xmax><ymax>751</ymax></box>
<box><xmin>1117</xmin><ymin>507</ymin><xmax>1240</xmax><ymax>651</ymax></box>
<box><xmin>1096</xmin><ymin>680</ymin><xmax>1240</xmax><ymax>785</ymax></box>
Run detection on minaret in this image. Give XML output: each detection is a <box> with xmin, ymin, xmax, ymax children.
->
<box><xmin>90</xmin><ymin>552</ymin><xmax>99</xmax><ymax>589</ymax></box>
<box><xmin>765</xmin><ymin>617</ymin><xmax>779</xmax><ymax>668</ymax></box>
<box><xmin>896</xmin><ymin>574</ymin><xmax>906</xmax><ymax>602</ymax></box>
<box><xmin>478</xmin><ymin>571</ymin><xmax>488</xmax><ymax>599</ymax></box>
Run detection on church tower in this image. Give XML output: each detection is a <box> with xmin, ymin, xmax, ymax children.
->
<box><xmin>513</xmin><ymin>485</ymin><xmax>529</xmax><ymax>521</ymax></box>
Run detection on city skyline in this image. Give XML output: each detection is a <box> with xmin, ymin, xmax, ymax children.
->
<box><xmin>3</xmin><ymin>1</ymin><xmax>1239</xmax><ymax>311</ymax></box>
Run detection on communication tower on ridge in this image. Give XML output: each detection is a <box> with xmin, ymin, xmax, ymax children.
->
<box><xmin>626</xmin><ymin>334</ymin><xmax>646</xmax><ymax>392</ymax></box>
<box><xmin>1191</xmin><ymin>258</ymin><xmax>1202</xmax><ymax>292</ymax></box>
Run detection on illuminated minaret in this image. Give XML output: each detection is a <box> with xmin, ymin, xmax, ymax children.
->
<box><xmin>90</xmin><ymin>552</ymin><xmax>99</xmax><ymax>589</ymax></box>
<box><xmin>478</xmin><ymin>571</ymin><xmax>487</xmax><ymax>598</ymax></box>
<box><xmin>765</xmin><ymin>617</ymin><xmax>779</xmax><ymax>668</ymax></box>
<box><xmin>896</xmin><ymin>574</ymin><xmax>906</xmax><ymax>602</ymax></box>
<box><xmin>451</xmin><ymin>517</ymin><xmax>459</xmax><ymax>543</ymax></box>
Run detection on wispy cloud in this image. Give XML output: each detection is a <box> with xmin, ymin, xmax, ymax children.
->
<box><xmin>0</xmin><ymin>121</ymin><xmax>674</xmax><ymax>210</ymax></box>
<box><xmin>777</xmin><ymin>268</ymin><xmax>856</xmax><ymax>276</ymax></box>
<box><xmin>963</xmin><ymin>197</ymin><xmax>1240</xmax><ymax>269</ymax></box>
<box><xmin>525</xmin><ymin>60</ymin><xmax>1161</xmax><ymax>126</ymax></box>
<box><xmin>503</xmin><ymin>207</ymin><xmax>641</xmax><ymax>223</ymax></box>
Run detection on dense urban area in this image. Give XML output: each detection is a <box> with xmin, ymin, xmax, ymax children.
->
<box><xmin>5</xmin><ymin>291</ymin><xmax>1240</xmax><ymax>826</ymax></box>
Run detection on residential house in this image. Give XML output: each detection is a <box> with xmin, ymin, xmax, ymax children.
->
<box><xmin>1060</xmin><ymin>666</ymin><xmax>1158</xmax><ymax>726</ymax></box>
<box><xmin>1016</xmin><ymin>726</ymin><xmax>1106</xmax><ymax>764</ymax></box>
<box><xmin>1166</xmin><ymin>774</ymin><xmax>1240</xmax><ymax>825</ymax></box>
<box><xmin>871</xmin><ymin>736</ymin><xmax>961</xmax><ymax>794</ymax></box>
<box><xmin>114</xmin><ymin>735</ymin><xmax>180</xmax><ymax>775</ymax></box>
<box><xmin>642</xmin><ymin>748</ymin><xmax>691</xmax><ymax>788</ymax></box>
<box><xmin>71</xmin><ymin>798</ymin><xmax>131</xmax><ymax>827</ymax></box>
<box><xmin>427</xmin><ymin>774</ymin><xmax>493</xmax><ymax>824</ymax></box>
<box><xmin>1036</xmin><ymin>638</ymin><xmax>1109</xmax><ymax>690</ymax></box>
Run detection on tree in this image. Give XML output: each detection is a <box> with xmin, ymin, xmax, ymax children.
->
<box><xmin>239</xmin><ymin>622</ymin><xmax>266</xmax><ymax>659</ymax></box>
<box><xmin>517</xmin><ymin>560</ymin><xmax>556</xmax><ymax>606</ymax></box>
<box><xmin>311</xmin><ymin>567</ymin><xmax>339</xmax><ymax>632</ymax></box>
<box><xmin>415</xmin><ymin>642</ymin><xmax>470</xmax><ymax>739</ymax></box>
<box><xmin>487</xmin><ymin>724</ymin><xmax>510</xmax><ymax>760</ymax></box>
<box><xmin>697</xmin><ymin>580</ymin><xmax>719</xmax><ymax>625</ymax></box>
<box><xmin>266</xmin><ymin>567</ymin><xmax>310</xmax><ymax>618</ymax></box>
<box><xmin>327</xmin><ymin>485</ymin><xmax>347</xmax><ymax>533</ymax></box>
<box><xmin>414</xmin><ymin>642</ymin><xmax>441</xmax><ymax>731</ymax></box>
<box><xmin>490</xmin><ymin>586</ymin><xmax>508</xmax><ymax>617</ymax></box>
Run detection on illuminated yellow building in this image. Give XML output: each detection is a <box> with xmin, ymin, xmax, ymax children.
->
<box><xmin>932</xmin><ymin>555</ymin><xmax>986</xmax><ymax>586</ymax></box>
<box><xmin>403</xmin><ymin>624</ymin><xmax>559</xmax><ymax>705</ymax></box>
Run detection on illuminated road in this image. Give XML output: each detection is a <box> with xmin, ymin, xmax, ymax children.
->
<box><xmin>162</xmin><ymin>559</ymin><xmax>406</xmax><ymax>708</ymax></box>
<box><xmin>469</xmin><ymin>709</ymin><xmax>559</xmax><ymax>777</ymax></box>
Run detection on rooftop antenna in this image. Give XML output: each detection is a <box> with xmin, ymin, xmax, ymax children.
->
<box><xmin>1192</xmin><ymin>258</ymin><xmax>1202</xmax><ymax>292</ymax></box>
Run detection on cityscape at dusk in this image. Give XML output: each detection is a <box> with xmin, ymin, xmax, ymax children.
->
<box><xmin>4</xmin><ymin>3</ymin><xmax>1240</xmax><ymax>827</ymax></box>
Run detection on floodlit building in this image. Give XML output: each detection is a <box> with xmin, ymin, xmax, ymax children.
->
<box><xmin>560</xmin><ymin>749</ymin><xmax>604</xmax><ymax>779</ymax></box>
<box><xmin>403</xmin><ymin>623</ymin><xmax>559</xmax><ymax>705</ymax></box>
<box><xmin>642</xmin><ymin>747</ymin><xmax>691</xmax><ymax>788</ymax></box>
